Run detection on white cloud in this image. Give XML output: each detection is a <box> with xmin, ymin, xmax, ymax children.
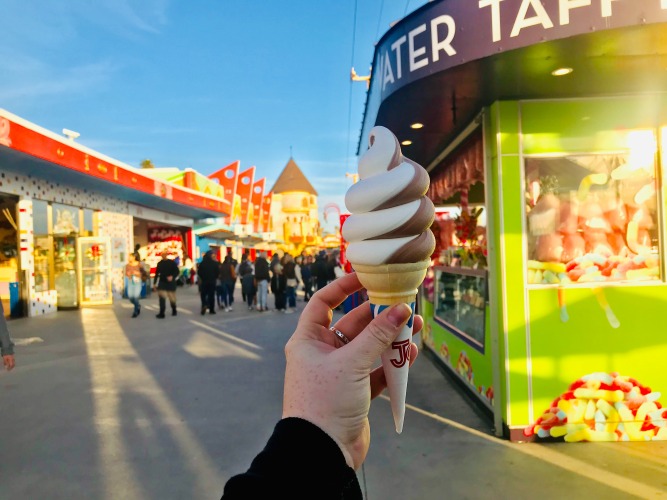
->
<box><xmin>0</xmin><ymin>59</ymin><xmax>118</xmax><ymax>101</ymax></box>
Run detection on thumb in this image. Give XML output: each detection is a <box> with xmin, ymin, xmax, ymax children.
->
<box><xmin>347</xmin><ymin>303</ymin><xmax>413</xmax><ymax>370</ymax></box>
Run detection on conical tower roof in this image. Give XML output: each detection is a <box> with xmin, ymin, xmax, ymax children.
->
<box><xmin>270</xmin><ymin>157</ymin><xmax>318</xmax><ymax>196</ymax></box>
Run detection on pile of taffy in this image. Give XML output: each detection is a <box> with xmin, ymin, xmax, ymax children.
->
<box><xmin>527</xmin><ymin>253</ymin><xmax>659</xmax><ymax>285</ymax></box>
<box><xmin>525</xmin><ymin>372</ymin><xmax>666</xmax><ymax>442</ymax></box>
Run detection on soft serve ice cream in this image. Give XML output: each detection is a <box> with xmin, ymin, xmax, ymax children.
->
<box><xmin>343</xmin><ymin>125</ymin><xmax>435</xmax><ymax>433</ymax></box>
<box><xmin>343</xmin><ymin>126</ymin><xmax>435</xmax><ymax>264</ymax></box>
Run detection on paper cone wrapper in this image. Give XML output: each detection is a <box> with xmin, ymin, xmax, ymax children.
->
<box><xmin>353</xmin><ymin>260</ymin><xmax>429</xmax><ymax>433</ymax></box>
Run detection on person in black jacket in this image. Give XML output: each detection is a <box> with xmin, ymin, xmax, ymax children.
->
<box><xmin>254</xmin><ymin>252</ymin><xmax>270</xmax><ymax>312</ymax></box>
<box><xmin>222</xmin><ymin>272</ymin><xmax>420</xmax><ymax>499</ymax></box>
<box><xmin>312</xmin><ymin>250</ymin><xmax>329</xmax><ymax>291</ymax></box>
<box><xmin>153</xmin><ymin>251</ymin><xmax>180</xmax><ymax>318</ymax></box>
<box><xmin>218</xmin><ymin>255</ymin><xmax>236</xmax><ymax>312</ymax></box>
<box><xmin>197</xmin><ymin>250</ymin><xmax>219</xmax><ymax>315</ymax></box>
<box><xmin>270</xmin><ymin>263</ymin><xmax>286</xmax><ymax>312</ymax></box>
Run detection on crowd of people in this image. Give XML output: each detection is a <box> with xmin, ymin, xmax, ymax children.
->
<box><xmin>195</xmin><ymin>248</ymin><xmax>345</xmax><ymax>315</ymax></box>
<box><xmin>123</xmin><ymin>247</ymin><xmax>348</xmax><ymax>319</ymax></box>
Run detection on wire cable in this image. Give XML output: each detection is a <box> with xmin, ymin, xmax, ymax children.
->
<box><xmin>375</xmin><ymin>0</ymin><xmax>385</xmax><ymax>42</ymax></box>
<box><xmin>346</xmin><ymin>0</ymin><xmax>359</xmax><ymax>173</ymax></box>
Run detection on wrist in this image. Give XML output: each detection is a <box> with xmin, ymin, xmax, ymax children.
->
<box><xmin>281</xmin><ymin>413</ymin><xmax>355</xmax><ymax>469</ymax></box>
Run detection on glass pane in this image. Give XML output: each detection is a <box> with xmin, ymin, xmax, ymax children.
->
<box><xmin>52</xmin><ymin>204</ymin><xmax>79</xmax><ymax>236</ymax></box>
<box><xmin>79</xmin><ymin>239</ymin><xmax>111</xmax><ymax>304</ymax></box>
<box><xmin>53</xmin><ymin>237</ymin><xmax>78</xmax><ymax>307</ymax></box>
<box><xmin>34</xmin><ymin>236</ymin><xmax>51</xmax><ymax>292</ymax></box>
<box><xmin>525</xmin><ymin>130</ymin><xmax>660</xmax><ymax>285</ymax></box>
<box><xmin>434</xmin><ymin>268</ymin><xmax>487</xmax><ymax>352</ymax></box>
<box><xmin>33</xmin><ymin>199</ymin><xmax>48</xmax><ymax>235</ymax></box>
<box><xmin>83</xmin><ymin>209</ymin><xmax>94</xmax><ymax>236</ymax></box>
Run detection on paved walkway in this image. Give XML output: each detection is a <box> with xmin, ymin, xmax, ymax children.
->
<box><xmin>2</xmin><ymin>287</ymin><xmax>666</xmax><ymax>499</ymax></box>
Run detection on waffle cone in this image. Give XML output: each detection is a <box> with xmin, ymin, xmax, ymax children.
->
<box><xmin>352</xmin><ymin>260</ymin><xmax>429</xmax><ymax>433</ymax></box>
<box><xmin>353</xmin><ymin>260</ymin><xmax>430</xmax><ymax>304</ymax></box>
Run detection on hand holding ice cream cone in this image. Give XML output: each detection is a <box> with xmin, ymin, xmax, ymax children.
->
<box><xmin>343</xmin><ymin>126</ymin><xmax>435</xmax><ymax>433</ymax></box>
<box><xmin>282</xmin><ymin>273</ymin><xmax>422</xmax><ymax>469</ymax></box>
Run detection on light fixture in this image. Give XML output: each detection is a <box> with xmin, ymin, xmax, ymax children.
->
<box><xmin>551</xmin><ymin>67</ymin><xmax>573</xmax><ymax>76</ymax></box>
<box><xmin>401</xmin><ymin>140</ymin><xmax>412</xmax><ymax>146</ymax></box>
<box><xmin>410</xmin><ymin>122</ymin><xmax>424</xmax><ymax>129</ymax></box>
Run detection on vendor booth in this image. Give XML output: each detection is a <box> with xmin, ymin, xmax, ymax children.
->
<box><xmin>358</xmin><ymin>1</ymin><xmax>667</xmax><ymax>441</ymax></box>
<box><xmin>0</xmin><ymin>109</ymin><xmax>230</xmax><ymax>315</ymax></box>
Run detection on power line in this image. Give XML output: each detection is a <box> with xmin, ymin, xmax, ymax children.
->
<box><xmin>346</xmin><ymin>0</ymin><xmax>359</xmax><ymax>172</ymax></box>
<box><xmin>375</xmin><ymin>0</ymin><xmax>385</xmax><ymax>42</ymax></box>
<box><xmin>404</xmin><ymin>0</ymin><xmax>411</xmax><ymax>16</ymax></box>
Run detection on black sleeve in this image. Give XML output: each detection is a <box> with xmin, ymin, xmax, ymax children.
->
<box><xmin>222</xmin><ymin>418</ymin><xmax>361</xmax><ymax>500</ymax></box>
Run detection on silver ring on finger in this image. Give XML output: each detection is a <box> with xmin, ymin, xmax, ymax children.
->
<box><xmin>329</xmin><ymin>326</ymin><xmax>350</xmax><ymax>345</ymax></box>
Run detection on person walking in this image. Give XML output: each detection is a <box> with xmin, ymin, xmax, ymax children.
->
<box><xmin>197</xmin><ymin>250</ymin><xmax>219</xmax><ymax>315</ymax></box>
<box><xmin>238</xmin><ymin>257</ymin><xmax>256</xmax><ymax>310</ymax></box>
<box><xmin>283</xmin><ymin>254</ymin><xmax>298</xmax><ymax>313</ymax></box>
<box><xmin>254</xmin><ymin>252</ymin><xmax>270</xmax><ymax>312</ymax></box>
<box><xmin>218</xmin><ymin>255</ymin><xmax>236</xmax><ymax>312</ymax></box>
<box><xmin>0</xmin><ymin>302</ymin><xmax>16</xmax><ymax>371</ymax></box>
<box><xmin>270</xmin><ymin>263</ymin><xmax>286</xmax><ymax>312</ymax></box>
<box><xmin>238</xmin><ymin>253</ymin><xmax>251</xmax><ymax>302</ymax></box>
<box><xmin>124</xmin><ymin>253</ymin><xmax>143</xmax><ymax>318</ymax></box>
<box><xmin>228</xmin><ymin>252</ymin><xmax>238</xmax><ymax>308</ymax></box>
<box><xmin>301</xmin><ymin>255</ymin><xmax>314</xmax><ymax>301</ymax></box>
<box><xmin>312</xmin><ymin>250</ymin><xmax>329</xmax><ymax>291</ymax></box>
<box><xmin>269</xmin><ymin>253</ymin><xmax>281</xmax><ymax>276</ymax></box>
<box><xmin>294</xmin><ymin>256</ymin><xmax>303</xmax><ymax>300</ymax></box>
<box><xmin>154</xmin><ymin>251</ymin><xmax>180</xmax><ymax>318</ymax></box>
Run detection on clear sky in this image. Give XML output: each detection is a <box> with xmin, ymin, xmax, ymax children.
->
<box><xmin>0</xmin><ymin>0</ymin><xmax>428</xmax><ymax>234</ymax></box>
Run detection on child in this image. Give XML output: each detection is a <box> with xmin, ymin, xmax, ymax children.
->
<box><xmin>270</xmin><ymin>263</ymin><xmax>286</xmax><ymax>312</ymax></box>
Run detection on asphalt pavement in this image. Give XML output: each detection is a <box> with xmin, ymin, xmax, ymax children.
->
<box><xmin>1</xmin><ymin>286</ymin><xmax>666</xmax><ymax>499</ymax></box>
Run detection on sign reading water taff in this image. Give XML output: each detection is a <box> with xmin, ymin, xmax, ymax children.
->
<box><xmin>375</xmin><ymin>0</ymin><xmax>667</xmax><ymax>96</ymax></box>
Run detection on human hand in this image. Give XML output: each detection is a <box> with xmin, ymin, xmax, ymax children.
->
<box><xmin>167</xmin><ymin>276</ymin><xmax>173</xmax><ymax>282</ymax></box>
<box><xmin>3</xmin><ymin>354</ymin><xmax>15</xmax><ymax>371</ymax></box>
<box><xmin>282</xmin><ymin>272</ymin><xmax>421</xmax><ymax>470</ymax></box>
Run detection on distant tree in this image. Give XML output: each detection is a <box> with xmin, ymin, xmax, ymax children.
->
<box><xmin>140</xmin><ymin>159</ymin><xmax>155</xmax><ymax>169</ymax></box>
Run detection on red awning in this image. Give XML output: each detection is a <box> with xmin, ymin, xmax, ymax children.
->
<box><xmin>0</xmin><ymin>110</ymin><xmax>230</xmax><ymax>219</ymax></box>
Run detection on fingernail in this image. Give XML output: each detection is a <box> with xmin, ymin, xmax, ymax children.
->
<box><xmin>388</xmin><ymin>303</ymin><xmax>412</xmax><ymax>327</ymax></box>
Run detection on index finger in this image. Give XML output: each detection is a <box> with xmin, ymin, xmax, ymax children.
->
<box><xmin>295</xmin><ymin>273</ymin><xmax>364</xmax><ymax>333</ymax></box>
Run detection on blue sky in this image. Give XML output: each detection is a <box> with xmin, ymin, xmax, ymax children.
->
<box><xmin>0</xmin><ymin>0</ymin><xmax>428</xmax><ymax>233</ymax></box>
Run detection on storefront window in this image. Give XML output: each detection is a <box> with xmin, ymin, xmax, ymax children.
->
<box><xmin>434</xmin><ymin>267</ymin><xmax>487</xmax><ymax>352</ymax></box>
<box><xmin>52</xmin><ymin>203</ymin><xmax>79</xmax><ymax>236</ymax></box>
<box><xmin>525</xmin><ymin>129</ymin><xmax>660</xmax><ymax>284</ymax></box>
<box><xmin>82</xmin><ymin>208</ymin><xmax>95</xmax><ymax>236</ymax></box>
<box><xmin>34</xmin><ymin>236</ymin><xmax>51</xmax><ymax>292</ymax></box>
<box><xmin>33</xmin><ymin>199</ymin><xmax>49</xmax><ymax>234</ymax></box>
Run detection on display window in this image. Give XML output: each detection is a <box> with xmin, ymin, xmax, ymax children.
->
<box><xmin>525</xmin><ymin>129</ymin><xmax>661</xmax><ymax>285</ymax></box>
<box><xmin>34</xmin><ymin>236</ymin><xmax>50</xmax><ymax>292</ymax></box>
<box><xmin>433</xmin><ymin>267</ymin><xmax>487</xmax><ymax>353</ymax></box>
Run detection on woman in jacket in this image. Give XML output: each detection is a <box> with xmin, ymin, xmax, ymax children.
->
<box><xmin>218</xmin><ymin>255</ymin><xmax>236</xmax><ymax>312</ymax></box>
<box><xmin>124</xmin><ymin>253</ymin><xmax>143</xmax><ymax>318</ymax></box>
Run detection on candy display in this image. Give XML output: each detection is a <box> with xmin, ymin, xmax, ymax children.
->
<box><xmin>525</xmin><ymin>153</ymin><xmax>660</xmax><ymax>285</ymax></box>
<box><xmin>343</xmin><ymin>125</ymin><xmax>435</xmax><ymax>433</ymax></box>
<box><xmin>525</xmin><ymin>372</ymin><xmax>666</xmax><ymax>442</ymax></box>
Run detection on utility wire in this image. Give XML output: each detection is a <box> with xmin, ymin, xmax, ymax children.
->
<box><xmin>345</xmin><ymin>0</ymin><xmax>359</xmax><ymax>173</ymax></box>
<box><xmin>375</xmin><ymin>0</ymin><xmax>385</xmax><ymax>42</ymax></box>
<box><xmin>404</xmin><ymin>0</ymin><xmax>411</xmax><ymax>16</ymax></box>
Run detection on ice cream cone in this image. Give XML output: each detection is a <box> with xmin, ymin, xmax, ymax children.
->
<box><xmin>354</xmin><ymin>260</ymin><xmax>430</xmax><ymax>433</ymax></box>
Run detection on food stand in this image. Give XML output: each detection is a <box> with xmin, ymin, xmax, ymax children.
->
<box><xmin>359</xmin><ymin>1</ymin><xmax>667</xmax><ymax>441</ymax></box>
